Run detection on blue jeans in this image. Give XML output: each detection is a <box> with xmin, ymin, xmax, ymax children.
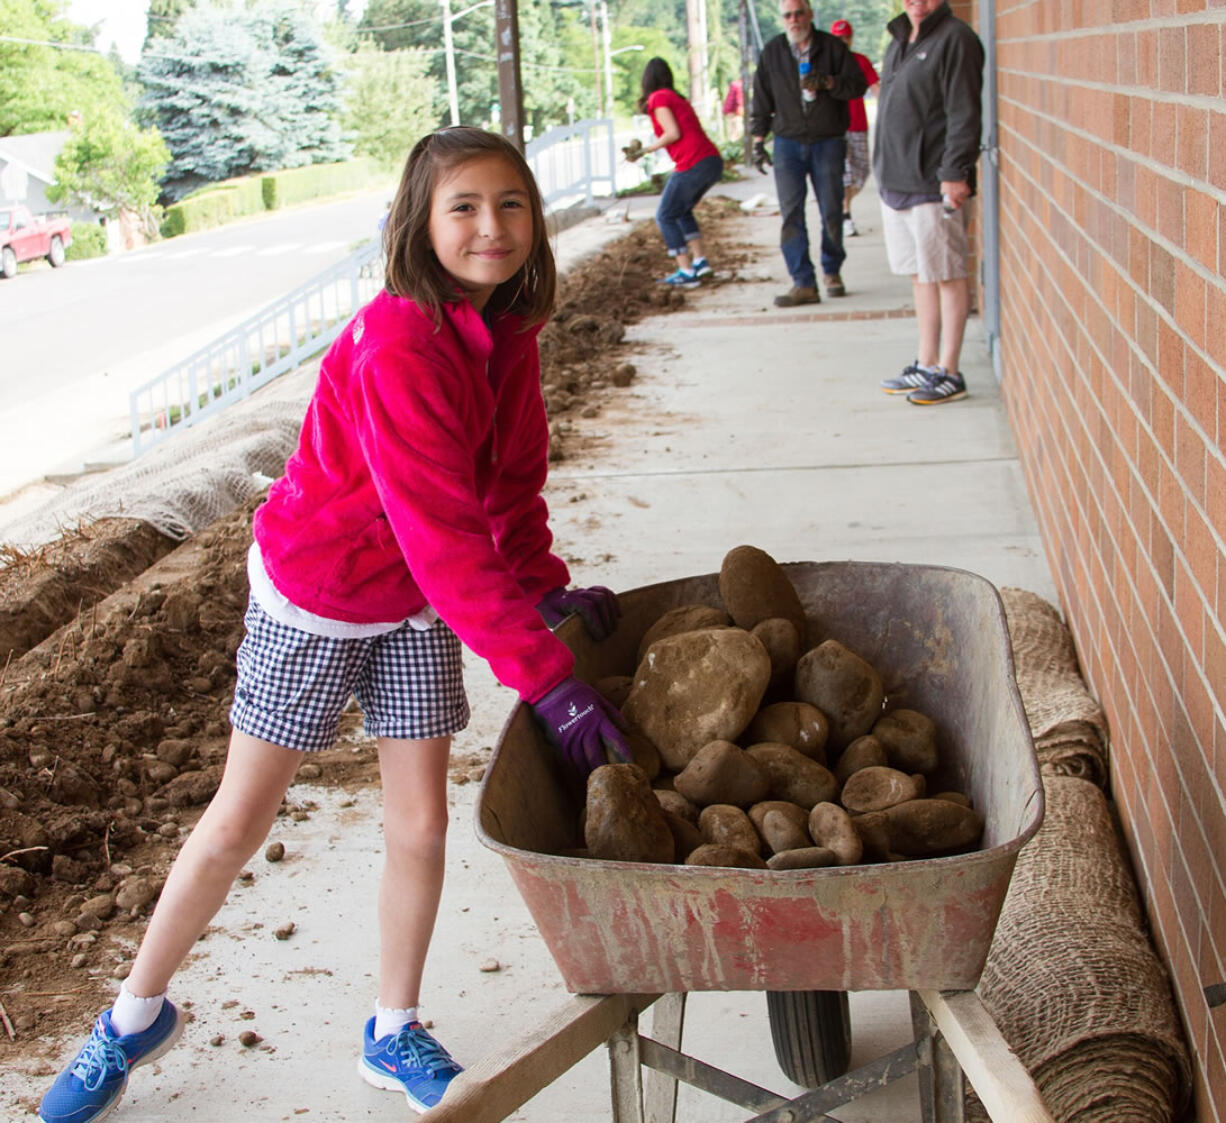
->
<box><xmin>772</xmin><ymin>135</ymin><xmax>846</xmax><ymax>285</ymax></box>
<box><xmin>655</xmin><ymin>154</ymin><xmax>724</xmax><ymax>255</ymax></box>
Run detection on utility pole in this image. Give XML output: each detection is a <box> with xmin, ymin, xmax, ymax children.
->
<box><xmin>685</xmin><ymin>0</ymin><xmax>709</xmax><ymax>121</ymax></box>
<box><xmin>599</xmin><ymin>0</ymin><xmax>614</xmax><ymax>119</ymax></box>
<box><xmin>738</xmin><ymin>0</ymin><xmax>751</xmax><ymax>166</ymax></box>
<box><xmin>588</xmin><ymin>1</ymin><xmax>603</xmax><ymax>121</ymax></box>
<box><xmin>442</xmin><ymin>0</ymin><xmax>460</xmax><ymax>126</ymax></box>
<box><xmin>495</xmin><ymin>0</ymin><xmax>524</xmax><ymax>151</ymax></box>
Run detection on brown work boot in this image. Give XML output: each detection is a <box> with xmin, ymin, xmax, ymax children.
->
<box><xmin>773</xmin><ymin>285</ymin><xmax>821</xmax><ymax>307</ymax></box>
<box><xmin>823</xmin><ymin>273</ymin><xmax>846</xmax><ymax>297</ymax></box>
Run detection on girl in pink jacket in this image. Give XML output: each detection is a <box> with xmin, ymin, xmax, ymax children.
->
<box><xmin>39</xmin><ymin>127</ymin><xmax>628</xmax><ymax>1123</ymax></box>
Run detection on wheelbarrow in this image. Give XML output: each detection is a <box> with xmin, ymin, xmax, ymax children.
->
<box><xmin>432</xmin><ymin>562</ymin><xmax>1051</xmax><ymax>1121</ymax></box>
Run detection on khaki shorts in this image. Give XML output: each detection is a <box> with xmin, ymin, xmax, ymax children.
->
<box><xmin>881</xmin><ymin>200</ymin><xmax>969</xmax><ymax>283</ymax></box>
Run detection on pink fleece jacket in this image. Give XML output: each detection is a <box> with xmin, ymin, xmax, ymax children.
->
<box><xmin>253</xmin><ymin>289</ymin><xmax>574</xmax><ymax>702</ymax></box>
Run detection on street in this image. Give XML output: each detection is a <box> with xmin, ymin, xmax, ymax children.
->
<box><xmin>1</xmin><ymin>187</ymin><xmax>392</xmax><ymax>407</ymax></box>
<box><xmin>0</xmin><ymin>186</ymin><xmax>392</xmax><ymax>502</ymax></box>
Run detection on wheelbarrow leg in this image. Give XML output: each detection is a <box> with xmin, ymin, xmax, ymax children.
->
<box><xmin>909</xmin><ymin>991</ymin><xmax>965</xmax><ymax>1122</ymax></box>
<box><xmin>915</xmin><ymin>990</ymin><xmax>1054</xmax><ymax>1123</ymax></box>
<box><xmin>609</xmin><ymin>1010</ymin><xmax>646</xmax><ymax>1121</ymax></box>
<box><xmin>644</xmin><ymin>993</ymin><xmax>686</xmax><ymax>1123</ymax></box>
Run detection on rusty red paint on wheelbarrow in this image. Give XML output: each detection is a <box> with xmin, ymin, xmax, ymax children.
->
<box><xmin>477</xmin><ymin>562</ymin><xmax>1043</xmax><ymax>995</ymax></box>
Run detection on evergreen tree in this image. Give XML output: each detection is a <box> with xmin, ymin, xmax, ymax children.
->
<box><xmin>138</xmin><ymin>2</ymin><xmax>351</xmax><ymax>200</ymax></box>
<box><xmin>138</xmin><ymin>8</ymin><xmax>278</xmax><ymax>199</ymax></box>
<box><xmin>249</xmin><ymin>2</ymin><xmax>348</xmax><ymax>167</ymax></box>
<box><xmin>144</xmin><ymin>0</ymin><xmax>195</xmax><ymax>47</ymax></box>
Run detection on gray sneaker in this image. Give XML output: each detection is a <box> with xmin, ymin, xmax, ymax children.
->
<box><xmin>907</xmin><ymin>369</ymin><xmax>968</xmax><ymax>405</ymax></box>
<box><xmin>773</xmin><ymin>285</ymin><xmax>821</xmax><ymax>307</ymax></box>
<box><xmin>880</xmin><ymin>362</ymin><xmax>928</xmax><ymax>395</ymax></box>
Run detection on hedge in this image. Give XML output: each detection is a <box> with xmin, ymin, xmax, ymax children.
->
<box><xmin>65</xmin><ymin>221</ymin><xmax>107</xmax><ymax>260</ymax></box>
<box><xmin>160</xmin><ymin>158</ymin><xmax>387</xmax><ymax>238</ymax></box>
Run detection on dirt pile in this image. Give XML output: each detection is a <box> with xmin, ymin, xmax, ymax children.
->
<box><xmin>0</xmin><ymin>201</ymin><xmax>746</xmax><ymax>1048</ymax></box>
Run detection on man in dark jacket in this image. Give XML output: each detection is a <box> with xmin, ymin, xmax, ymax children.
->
<box><xmin>750</xmin><ymin>0</ymin><xmax>867</xmax><ymax>305</ymax></box>
<box><xmin>873</xmin><ymin>0</ymin><xmax>984</xmax><ymax>405</ymax></box>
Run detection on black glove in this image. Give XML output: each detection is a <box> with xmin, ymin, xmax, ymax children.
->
<box><xmin>752</xmin><ymin>139</ymin><xmax>772</xmax><ymax>175</ymax></box>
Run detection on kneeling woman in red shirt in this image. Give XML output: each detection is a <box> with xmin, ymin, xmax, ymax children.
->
<box><xmin>633</xmin><ymin>57</ymin><xmax>724</xmax><ymax>289</ymax></box>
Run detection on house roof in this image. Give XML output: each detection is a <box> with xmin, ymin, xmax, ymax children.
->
<box><xmin>0</xmin><ymin>131</ymin><xmax>69</xmax><ymax>184</ymax></box>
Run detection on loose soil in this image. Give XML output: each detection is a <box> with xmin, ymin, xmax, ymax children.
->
<box><xmin>0</xmin><ymin>201</ymin><xmax>749</xmax><ymax>1055</ymax></box>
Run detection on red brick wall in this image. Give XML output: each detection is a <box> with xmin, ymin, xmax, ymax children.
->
<box><xmin>983</xmin><ymin>1</ymin><xmax>1226</xmax><ymax>1114</ymax></box>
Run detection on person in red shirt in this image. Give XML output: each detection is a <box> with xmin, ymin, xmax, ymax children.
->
<box><xmin>830</xmin><ymin>19</ymin><xmax>880</xmax><ymax>237</ymax></box>
<box><xmin>723</xmin><ymin>77</ymin><xmax>745</xmax><ymax>140</ymax></box>
<box><xmin>630</xmin><ymin>57</ymin><xmax>725</xmax><ymax>288</ymax></box>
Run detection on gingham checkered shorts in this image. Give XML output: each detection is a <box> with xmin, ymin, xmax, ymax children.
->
<box><xmin>229</xmin><ymin>598</ymin><xmax>470</xmax><ymax>752</ymax></box>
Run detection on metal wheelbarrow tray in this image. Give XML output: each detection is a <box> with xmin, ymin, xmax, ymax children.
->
<box><xmin>477</xmin><ymin>561</ymin><xmax>1044</xmax><ymax>996</ymax></box>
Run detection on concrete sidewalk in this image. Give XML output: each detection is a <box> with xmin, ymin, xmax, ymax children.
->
<box><xmin>3</xmin><ymin>174</ymin><xmax>1054</xmax><ymax>1122</ymax></box>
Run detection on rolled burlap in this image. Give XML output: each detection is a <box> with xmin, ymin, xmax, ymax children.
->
<box><xmin>963</xmin><ymin>588</ymin><xmax>1191</xmax><ymax>1121</ymax></box>
<box><xmin>998</xmin><ymin>587</ymin><xmax>1109</xmax><ymax>787</ymax></box>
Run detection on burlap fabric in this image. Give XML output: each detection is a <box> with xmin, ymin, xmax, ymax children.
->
<box><xmin>998</xmin><ymin>587</ymin><xmax>1109</xmax><ymax>786</ymax></box>
<box><xmin>963</xmin><ymin>589</ymin><xmax>1191</xmax><ymax>1121</ymax></box>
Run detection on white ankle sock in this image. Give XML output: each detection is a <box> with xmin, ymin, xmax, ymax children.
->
<box><xmin>374</xmin><ymin>1002</ymin><xmax>418</xmax><ymax>1040</ymax></box>
<box><xmin>110</xmin><ymin>983</ymin><xmax>166</xmax><ymax>1037</ymax></box>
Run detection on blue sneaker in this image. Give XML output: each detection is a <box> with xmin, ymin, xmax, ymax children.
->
<box><xmin>691</xmin><ymin>257</ymin><xmax>713</xmax><ymax>278</ymax></box>
<box><xmin>39</xmin><ymin>1001</ymin><xmax>183</xmax><ymax>1123</ymax></box>
<box><xmin>358</xmin><ymin>1018</ymin><xmax>463</xmax><ymax>1113</ymax></box>
<box><xmin>657</xmin><ymin>268</ymin><xmax>699</xmax><ymax>289</ymax></box>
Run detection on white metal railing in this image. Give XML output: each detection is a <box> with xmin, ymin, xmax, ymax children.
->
<box><xmin>129</xmin><ymin>240</ymin><xmax>384</xmax><ymax>454</ymax></box>
<box><xmin>128</xmin><ymin>119</ymin><xmax>637</xmax><ymax>457</ymax></box>
<box><xmin>526</xmin><ymin>118</ymin><xmax>620</xmax><ymax>209</ymax></box>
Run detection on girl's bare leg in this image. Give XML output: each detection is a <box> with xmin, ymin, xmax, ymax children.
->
<box><xmin>375</xmin><ymin>736</ymin><xmax>452</xmax><ymax>1009</ymax></box>
<box><xmin>125</xmin><ymin>732</ymin><xmax>303</xmax><ymax>997</ymax></box>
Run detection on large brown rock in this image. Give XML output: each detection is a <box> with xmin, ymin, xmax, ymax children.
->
<box><xmin>636</xmin><ymin>603</ymin><xmax>732</xmax><ymax>667</ymax></box>
<box><xmin>794</xmin><ymin>639</ymin><xmax>884</xmax><ymax>750</ymax></box>
<box><xmin>584</xmin><ymin>764</ymin><xmax>674</xmax><ymax>864</ymax></box>
<box><xmin>623</xmin><ymin>627</ymin><xmax>771</xmax><ymax>771</ymax></box>
<box><xmin>717</xmin><ymin>545</ymin><xmax>806</xmax><ymax>635</ymax></box>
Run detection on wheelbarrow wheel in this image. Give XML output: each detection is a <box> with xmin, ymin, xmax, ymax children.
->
<box><xmin>766</xmin><ymin>989</ymin><xmax>852</xmax><ymax>1088</ymax></box>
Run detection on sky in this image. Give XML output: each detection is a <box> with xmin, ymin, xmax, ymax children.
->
<box><xmin>65</xmin><ymin>1</ymin><xmax>369</xmax><ymax>63</ymax></box>
<box><xmin>66</xmin><ymin>0</ymin><xmax>150</xmax><ymax>63</ymax></box>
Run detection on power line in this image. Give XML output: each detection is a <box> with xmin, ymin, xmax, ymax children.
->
<box><xmin>0</xmin><ymin>34</ymin><xmax>101</xmax><ymax>53</ymax></box>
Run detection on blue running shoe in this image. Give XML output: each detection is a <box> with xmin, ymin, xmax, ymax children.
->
<box><xmin>657</xmin><ymin>268</ymin><xmax>699</xmax><ymax>289</ymax></box>
<box><xmin>691</xmin><ymin>257</ymin><xmax>713</xmax><ymax>278</ymax></box>
<box><xmin>359</xmin><ymin>1018</ymin><xmax>463</xmax><ymax>1113</ymax></box>
<box><xmin>39</xmin><ymin>1001</ymin><xmax>183</xmax><ymax>1123</ymax></box>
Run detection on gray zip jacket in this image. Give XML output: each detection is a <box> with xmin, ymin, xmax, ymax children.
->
<box><xmin>872</xmin><ymin>4</ymin><xmax>984</xmax><ymax>195</ymax></box>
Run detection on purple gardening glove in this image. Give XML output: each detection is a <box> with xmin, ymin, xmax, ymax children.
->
<box><xmin>536</xmin><ymin>585</ymin><xmax>619</xmax><ymax>640</ymax></box>
<box><xmin>531</xmin><ymin>676</ymin><xmax>631</xmax><ymax>776</ymax></box>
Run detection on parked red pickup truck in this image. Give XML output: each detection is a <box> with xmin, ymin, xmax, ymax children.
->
<box><xmin>1</xmin><ymin>203</ymin><xmax>72</xmax><ymax>278</ymax></box>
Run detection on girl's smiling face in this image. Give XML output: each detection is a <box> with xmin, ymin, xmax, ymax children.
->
<box><xmin>428</xmin><ymin>154</ymin><xmax>534</xmax><ymax>312</ymax></box>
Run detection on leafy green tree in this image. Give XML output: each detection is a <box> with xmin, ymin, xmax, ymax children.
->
<box><xmin>0</xmin><ymin>0</ymin><xmax>128</xmax><ymax>135</ymax></box>
<box><xmin>138</xmin><ymin>2</ymin><xmax>350</xmax><ymax>200</ymax></box>
<box><xmin>609</xmin><ymin>27</ymin><xmax>679</xmax><ymax>115</ymax></box>
<box><xmin>47</xmin><ymin>110</ymin><xmax>169</xmax><ymax>234</ymax></box>
<box><xmin>342</xmin><ymin>46</ymin><xmax>437</xmax><ymax>166</ymax></box>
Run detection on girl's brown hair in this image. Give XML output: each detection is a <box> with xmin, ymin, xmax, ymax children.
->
<box><xmin>637</xmin><ymin>57</ymin><xmax>676</xmax><ymax>114</ymax></box>
<box><xmin>382</xmin><ymin>127</ymin><xmax>556</xmax><ymax>328</ymax></box>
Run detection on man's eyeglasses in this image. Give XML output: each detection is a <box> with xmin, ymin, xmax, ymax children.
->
<box><xmin>781</xmin><ymin>9</ymin><xmax>809</xmax><ymax>19</ymax></box>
